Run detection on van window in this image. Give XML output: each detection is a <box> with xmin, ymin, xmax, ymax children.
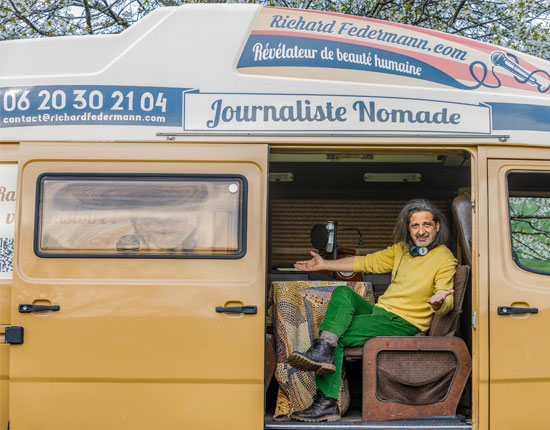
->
<box><xmin>35</xmin><ymin>174</ymin><xmax>246</xmax><ymax>258</ymax></box>
<box><xmin>507</xmin><ymin>171</ymin><xmax>550</xmax><ymax>275</ymax></box>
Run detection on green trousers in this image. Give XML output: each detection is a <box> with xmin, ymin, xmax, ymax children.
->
<box><xmin>316</xmin><ymin>285</ymin><xmax>420</xmax><ymax>399</ymax></box>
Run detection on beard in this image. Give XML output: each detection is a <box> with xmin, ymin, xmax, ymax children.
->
<box><xmin>413</xmin><ymin>234</ymin><xmax>435</xmax><ymax>247</ymax></box>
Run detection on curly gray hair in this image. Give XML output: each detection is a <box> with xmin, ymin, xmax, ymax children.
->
<box><xmin>392</xmin><ymin>199</ymin><xmax>450</xmax><ymax>247</ymax></box>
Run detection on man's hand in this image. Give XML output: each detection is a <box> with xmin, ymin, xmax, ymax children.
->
<box><xmin>294</xmin><ymin>251</ymin><xmax>327</xmax><ymax>272</ymax></box>
<box><xmin>294</xmin><ymin>251</ymin><xmax>356</xmax><ymax>273</ymax></box>
<box><xmin>428</xmin><ymin>289</ymin><xmax>454</xmax><ymax>311</ymax></box>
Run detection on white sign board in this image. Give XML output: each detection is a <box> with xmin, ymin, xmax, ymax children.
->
<box><xmin>183</xmin><ymin>93</ymin><xmax>492</xmax><ymax>134</ymax></box>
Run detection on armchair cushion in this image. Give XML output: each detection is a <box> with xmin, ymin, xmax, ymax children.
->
<box><xmin>376</xmin><ymin>350</ymin><xmax>457</xmax><ymax>404</ymax></box>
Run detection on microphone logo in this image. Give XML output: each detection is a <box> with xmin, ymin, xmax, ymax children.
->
<box><xmin>490</xmin><ymin>51</ymin><xmax>540</xmax><ymax>87</ymax></box>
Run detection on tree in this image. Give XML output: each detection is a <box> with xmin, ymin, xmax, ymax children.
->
<box><xmin>2</xmin><ymin>0</ymin><xmax>550</xmax><ymax>61</ymax></box>
<box><xmin>509</xmin><ymin>196</ymin><xmax>550</xmax><ymax>272</ymax></box>
<box><xmin>1</xmin><ymin>0</ymin><xmax>160</xmax><ymax>37</ymax></box>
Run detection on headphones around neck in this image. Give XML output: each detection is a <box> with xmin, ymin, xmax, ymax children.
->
<box><xmin>392</xmin><ymin>244</ymin><xmax>432</xmax><ymax>283</ymax></box>
<box><xmin>409</xmin><ymin>245</ymin><xmax>430</xmax><ymax>257</ymax></box>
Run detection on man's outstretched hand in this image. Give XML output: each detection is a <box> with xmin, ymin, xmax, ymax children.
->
<box><xmin>294</xmin><ymin>251</ymin><xmax>326</xmax><ymax>272</ymax></box>
<box><xmin>428</xmin><ymin>289</ymin><xmax>454</xmax><ymax>311</ymax></box>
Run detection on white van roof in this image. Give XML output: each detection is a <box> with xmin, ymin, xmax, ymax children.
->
<box><xmin>2</xmin><ymin>4</ymin><xmax>550</xmax><ymax>144</ymax></box>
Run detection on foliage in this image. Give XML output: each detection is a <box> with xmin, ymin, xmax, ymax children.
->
<box><xmin>509</xmin><ymin>197</ymin><xmax>550</xmax><ymax>273</ymax></box>
<box><xmin>2</xmin><ymin>0</ymin><xmax>550</xmax><ymax>60</ymax></box>
<box><xmin>307</xmin><ymin>0</ymin><xmax>550</xmax><ymax>60</ymax></box>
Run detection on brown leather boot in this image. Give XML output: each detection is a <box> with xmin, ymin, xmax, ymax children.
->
<box><xmin>290</xmin><ymin>391</ymin><xmax>340</xmax><ymax>422</ymax></box>
<box><xmin>288</xmin><ymin>338</ymin><xmax>336</xmax><ymax>375</ymax></box>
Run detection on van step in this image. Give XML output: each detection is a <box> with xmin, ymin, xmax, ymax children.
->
<box><xmin>265</xmin><ymin>416</ymin><xmax>472</xmax><ymax>430</ymax></box>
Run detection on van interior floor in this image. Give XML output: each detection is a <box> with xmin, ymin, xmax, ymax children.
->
<box><xmin>264</xmin><ymin>382</ymin><xmax>472</xmax><ymax>430</ymax></box>
<box><xmin>265</xmin><ymin>411</ymin><xmax>472</xmax><ymax>430</ymax></box>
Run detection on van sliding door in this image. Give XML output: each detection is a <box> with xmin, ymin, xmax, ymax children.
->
<box><xmin>487</xmin><ymin>155</ymin><xmax>550</xmax><ymax>430</ymax></box>
<box><xmin>10</xmin><ymin>142</ymin><xmax>267</xmax><ymax>430</ymax></box>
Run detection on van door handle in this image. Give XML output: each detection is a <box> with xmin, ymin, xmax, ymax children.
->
<box><xmin>216</xmin><ymin>305</ymin><xmax>257</xmax><ymax>314</ymax></box>
<box><xmin>497</xmin><ymin>306</ymin><xmax>538</xmax><ymax>315</ymax></box>
<box><xmin>19</xmin><ymin>304</ymin><xmax>60</xmax><ymax>313</ymax></box>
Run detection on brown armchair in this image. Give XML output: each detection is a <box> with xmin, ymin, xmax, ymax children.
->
<box><xmin>452</xmin><ymin>194</ymin><xmax>473</xmax><ymax>266</ymax></box>
<box><xmin>343</xmin><ymin>194</ymin><xmax>473</xmax><ymax>421</ymax></box>
<box><xmin>345</xmin><ymin>265</ymin><xmax>471</xmax><ymax>421</ymax></box>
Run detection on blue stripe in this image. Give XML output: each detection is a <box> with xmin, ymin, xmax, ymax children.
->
<box><xmin>238</xmin><ymin>34</ymin><xmax>470</xmax><ymax>90</ymax></box>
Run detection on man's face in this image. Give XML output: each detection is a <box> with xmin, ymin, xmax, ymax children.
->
<box><xmin>408</xmin><ymin>211</ymin><xmax>440</xmax><ymax>248</ymax></box>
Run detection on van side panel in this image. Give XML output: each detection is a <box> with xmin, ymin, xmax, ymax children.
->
<box><xmin>10</xmin><ymin>142</ymin><xmax>268</xmax><ymax>430</ymax></box>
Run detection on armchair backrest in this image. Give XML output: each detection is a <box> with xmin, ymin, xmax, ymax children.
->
<box><xmin>451</xmin><ymin>194</ymin><xmax>472</xmax><ymax>266</ymax></box>
<box><xmin>428</xmin><ymin>265</ymin><xmax>470</xmax><ymax>337</ymax></box>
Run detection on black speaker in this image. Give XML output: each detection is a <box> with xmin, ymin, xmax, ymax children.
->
<box><xmin>310</xmin><ymin>224</ymin><xmax>329</xmax><ymax>250</ymax></box>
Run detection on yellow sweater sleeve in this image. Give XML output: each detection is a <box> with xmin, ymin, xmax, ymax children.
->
<box><xmin>352</xmin><ymin>244</ymin><xmax>399</xmax><ymax>274</ymax></box>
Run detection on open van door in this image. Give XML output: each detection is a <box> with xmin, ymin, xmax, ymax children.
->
<box><xmin>487</xmin><ymin>150</ymin><xmax>550</xmax><ymax>430</ymax></box>
<box><xmin>9</xmin><ymin>142</ymin><xmax>267</xmax><ymax>430</ymax></box>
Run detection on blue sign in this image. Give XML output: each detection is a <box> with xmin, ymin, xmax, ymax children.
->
<box><xmin>0</xmin><ymin>85</ymin><xmax>187</xmax><ymax>128</ymax></box>
<box><xmin>238</xmin><ymin>35</ymin><xmax>472</xmax><ymax>90</ymax></box>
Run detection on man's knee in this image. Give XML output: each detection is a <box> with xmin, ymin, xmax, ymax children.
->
<box><xmin>331</xmin><ymin>285</ymin><xmax>354</xmax><ymax>300</ymax></box>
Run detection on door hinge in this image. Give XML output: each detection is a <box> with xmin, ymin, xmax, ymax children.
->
<box><xmin>471</xmin><ymin>198</ymin><xmax>476</xmax><ymax>213</ymax></box>
<box><xmin>472</xmin><ymin>311</ymin><xmax>477</xmax><ymax>330</ymax></box>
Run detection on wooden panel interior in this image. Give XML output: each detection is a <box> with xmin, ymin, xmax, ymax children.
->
<box><xmin>269</xmin><ymin>156</ymin><xmax>470</xmax><ymax>269</ymax></box>
<box><xmin>270</xmin><ymin>199</ymin><xmax>451</xmax><ymax>268</ymax></box>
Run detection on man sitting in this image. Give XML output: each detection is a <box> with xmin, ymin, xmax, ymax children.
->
<box><xmin>289</xmin><ymin>199</ymin><xmax>457</xmax><ymax>422</ymax></box>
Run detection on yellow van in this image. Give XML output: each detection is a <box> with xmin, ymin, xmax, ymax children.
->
<box><xmin>1</xmin><ymin>4</ymin><xmax>549</xmax><ymax>430</ymax></box>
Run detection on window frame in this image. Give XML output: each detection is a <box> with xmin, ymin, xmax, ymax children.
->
<box><xmin>34</xmin><ymin>172</ymin><xmax>248</xmax><ymax>259</ymax></box>
<box><xmin>506</xmin><ymin>170</ymin><xmax>550</xmax><ymax>276</ymax></box>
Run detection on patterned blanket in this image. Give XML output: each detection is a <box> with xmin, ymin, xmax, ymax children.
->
<box><xmin>270</xmin><ymin>280</ymin><xmax>375</xmax><ymax>420</ymax></box>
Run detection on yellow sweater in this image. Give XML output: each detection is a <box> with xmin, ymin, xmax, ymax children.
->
<box><xmin>353</xmin><ymin>243</ymin><xmax>457</xmax><ymax>332</ymax></box>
